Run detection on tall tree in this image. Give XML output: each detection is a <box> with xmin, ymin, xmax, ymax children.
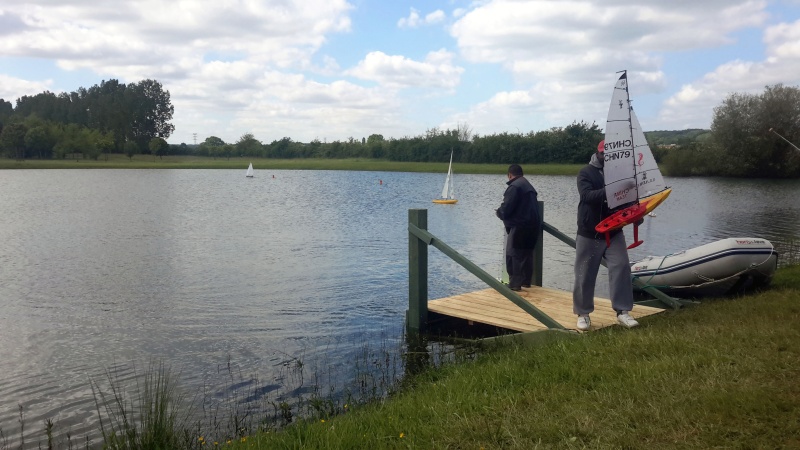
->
<box><xmin>0</xmin><ymin>123</ymin><xmax>28</xmax><ymax>159</ymax></box>
<box><xmin>711</xmin><ymin>84</ymin><xmax>800</xmax><ymax>177</ymax></box>
<box><xmin>128</xmin><ymin>79</ymin><xmax>175</xmax><ymax>148</ymax></box>
<box><xmin>235</xmin><ymin>133</ymin><xmax>263</xmax><ymax>157</ymax></box>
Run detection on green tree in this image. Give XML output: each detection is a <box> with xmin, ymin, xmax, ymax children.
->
<box><xmin>710</xmin><ymin>84</ymin><xmax>800</xmax><ymax>177</ymax></box>
<box><xmin>0</xmin><ymin>98</ymin><xmax>12</xmax><ymax>128</ymax></box>
<box><xmin>269</xmin><ymin>137</ymin><xmax>292</xmax><ymax>158</ymax></box>
<box><xmin>24</xmin><ymin>125</ymin><xmax>57</xmax><ymax>159</ymax></box>
<box><xmin>96</xmin><ymin>132</ymin><xmax>115</xmax><ymax>160</ymax></box>
<box><xmin>0</xmin><ymin>123</ymin><xmax>28</xmax><ymax>159</ymax></box>
<box><xmin>366</xmin><ymin>134</ymin><xmax>385</xmax><ymax>158</ymax></box>
<box><xmin>199</xmin><ymin>136</ymin><xmax>225</xmax><ymax>158</ymax></box>
<box><xmin>149</xmin><ymin>137</ymin><xmax>170</xmax><ymax>159</ymax></box>
<box><xmin>124</xmin><ymin>141</ymin><xmax>138</xmax><ymax>160</ymax></box>
<box><xmin>128</xmin><ymin>79</ymin><xmax>176</xmax><ymax>148</ymax></box>
<box><xmin>235</xmin><ymin>133</ymin><xmax>262</xmax><ymax>157</ymax></box>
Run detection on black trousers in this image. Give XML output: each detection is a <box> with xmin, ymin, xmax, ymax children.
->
<box><xmin>506</xmin><ymin>249</ymin><xmax>534</xmax><ymax>289</ymax></box>
<box><xmin>505</xmin><ymin>224</ymin><xmax>536</xmax><ymax>289</ymax></box>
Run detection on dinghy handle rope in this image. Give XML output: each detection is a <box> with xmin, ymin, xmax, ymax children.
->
<box><xmin>632</xmin><ymin>253</ymin><xmax>673</xmax><ymax>289</ymax></box>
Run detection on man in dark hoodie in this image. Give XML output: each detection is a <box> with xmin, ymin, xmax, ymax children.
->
<box><xmin>573</xmin><ymin>142</ymin><xmax>639</xmax><ymax>331</ymax></box>
<box><xmin>496</xmin><ymin>164</ymin><xmax>541</xmax><ymax>291</ymax></box>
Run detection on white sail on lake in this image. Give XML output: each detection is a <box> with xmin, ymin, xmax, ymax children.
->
<box><xmin>246</xmin><ymin>162</ymin><xmax>254</xmax><ymax>178</ymax></box>
<box><xmin>433</xmin><ymin>150</ymin><xmax>457</xmax><ymax>204</ymax></box>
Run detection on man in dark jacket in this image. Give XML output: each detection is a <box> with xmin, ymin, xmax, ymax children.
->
<box><xmin>496</xmin><ymin>164</ymin><xmax>540</xmax><ymax>291</ymax></box>
<box><xmin>573</xmin><ymin>143</ymin><xmax>639</xmax><ymax>331</ymax></box>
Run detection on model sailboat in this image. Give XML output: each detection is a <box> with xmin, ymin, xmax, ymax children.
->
<box><xmin>595</xmin><ymin>71</ymin><xmax>671</xmax><ymax>249</ymax></box>
<box><xmin>245</xmin><ymin>162</ymin><xmax>254</xmax><ymax>178</ymax></box>
<box><xmin>433</xmin><ymin>150</ymin><xmax>457</xmax><ymax>204</ymax></box>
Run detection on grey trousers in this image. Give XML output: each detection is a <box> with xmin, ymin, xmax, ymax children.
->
<box><xmin>573</xmin><ymin>232</ymin><xmax>634</xmax><ymax>315</ymax></box>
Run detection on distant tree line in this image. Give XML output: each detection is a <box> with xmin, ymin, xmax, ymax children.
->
<box><xmin>3</xmin><ymin>79</ymin><xmax>799</xmax><ymax>177</ymax></box>
<box><xmin>0</xmin><ymin>79</ymin><xmax>174</xmax><ymax>160</ymax></box>
<box><xmin>184</xmin><ymin>121</ymin><xmax>606</xmax><ymax>165</ymax></box>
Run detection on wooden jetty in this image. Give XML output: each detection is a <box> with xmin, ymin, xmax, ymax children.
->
<box><xmin>408</xmin><ymin>206</ymin><xmax>685</xmax><ymax>338</ymax></box>
<box><xmin>428</xmin><ymin>285</ymin><xmax>664</xmax><ymax>333</ymax></box>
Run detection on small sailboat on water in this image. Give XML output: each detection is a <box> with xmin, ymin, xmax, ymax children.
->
<box><xmin>595</xmin><ymin>70</ymin><xmax>671</xmax><ymax>249</ymax></box>
<box><xmin>433</xmin><ymin>150</ymin><xmax>457</xmax><ymax>204</ymax></box>
<box><xmin>245</xmin><ymin>162</ymin><xmax>254</xmax><ymax>178</ymax></box>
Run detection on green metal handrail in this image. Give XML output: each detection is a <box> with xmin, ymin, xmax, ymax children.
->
<box><xmin>408</xmin><ymin>208</ymin><xmax>564</xmax><ymax>332</ymax></box>
<box><xmin>407</xmin><ymin>205</ymin><xmax>685</xmax><ymax>334</ymax></box>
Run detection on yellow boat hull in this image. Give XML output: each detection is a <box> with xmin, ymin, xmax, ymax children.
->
<box><xmin>432</xmin><ymin>199</ymin><xmax>458</xmax><ymax>204</ymax></box>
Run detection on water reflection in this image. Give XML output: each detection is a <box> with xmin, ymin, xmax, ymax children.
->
<box><xmin>0</xmin><ymin>170</ymin><xmax>798</xmax><ymax>446</ymax></box>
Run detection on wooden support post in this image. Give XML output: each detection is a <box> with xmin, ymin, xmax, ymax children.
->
<box><xmin>408</xmin><ymin>223</ymin><xmax>565</xmax><ymax>330</ymax></box>
<box><xmin>533</xmin><ymin>200</ymin><xmax>544</xmax><ymax>287</ymax></box>
<box><xmin>408</xmin><ymin>209</ymin><xmax>428</xmax><ymax>332</ymax></box>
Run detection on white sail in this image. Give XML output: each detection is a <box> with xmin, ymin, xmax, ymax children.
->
<box><xmin>440</xmin><ymin>151</ymin><xmax>455</xmax><ymax>199</ymax></box>
<box><xmin>246</xmin><ymin>162</ymin><xmax>254</xmax><ymax>177</ymax></box>
<box><xmin>603</xmin><ymin>71</ymin><xmax>638</xmax><ymax>210</ymax></box>
<box><xmin>630</xmin><ymin>109</ymin><xmax>667</xmax><ymax>197</ymax></box>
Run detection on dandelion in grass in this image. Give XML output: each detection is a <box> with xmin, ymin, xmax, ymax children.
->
<box><xmin>400</xmin><ymin>432</ymin><xmax>405</xmax><ymax>439</ymax></box>
<box><xmin>240</xmin><ymin>437</ymin><xmax>247</xmax><ymax>443</ymax></box>
<box><xmin>321</xmin><ymin>419</ymin><xmax>325</xmax><ymax>423</ymax></box>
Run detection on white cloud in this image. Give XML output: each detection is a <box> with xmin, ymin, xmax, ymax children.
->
<box><xmin>397</xmin><ymin>8</ymin><xmax>446</xmax><ymax>28</ymax></box>
<box><xmin>657</xmin><ymin>18</ymin><xmax>800</xmax><ymax>129</ymax></box>
<box><xmin>451</xmin><ymin>1</ymin><xmax>766</xmax><ymax>68</ymax></box>
<box><xmin>443</xmin><ymin>81</ymin><xmax>606</xmax><ymax>137</ymax></box>
<box><xmin>444</xmin><ymin>0</ymin><xmax>775</xmax><ymax>132</ymax></box>
<box><xmin>166</xmin><ymin>68</ymin><xmax>411</xmax><ymax>144</ymax></box>
<box><xmin>0</xmin><ymin>74</ymin><xmax>53</xmax><ymax>102</ymax></box>
<box><xmin>0</xmin><ymin>0</ymin><xmax>353</xmax><ymax>73</ymax></box>
<box><xmin>346</xmin><ymin>49</ymin><xmax>464</xmax><ymax>89</ymax></box>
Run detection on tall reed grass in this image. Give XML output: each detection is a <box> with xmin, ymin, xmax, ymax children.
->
<box><xmin>1</xmin><ymin>329</ymin><xmax>475</xmax><ymax>449</ymax></box>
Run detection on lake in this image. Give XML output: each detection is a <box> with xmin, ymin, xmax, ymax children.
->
<box><xmin>0</xmin><ymin>169</ymin><xmax>799</xmax><ymax>446</ymax></box>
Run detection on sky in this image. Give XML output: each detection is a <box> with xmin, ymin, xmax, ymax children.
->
<box><xmin>1</xmin><ymin>0</ymin><xmax>800</xmax><ymax>145</ymax></box>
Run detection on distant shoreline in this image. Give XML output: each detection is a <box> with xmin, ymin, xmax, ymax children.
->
<box><xmin>0</xmin><ymin>155</ymin><xmax>582</xmax><ymax>176</ymax></box>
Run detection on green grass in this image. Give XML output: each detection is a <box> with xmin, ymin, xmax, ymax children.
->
<box><xmin>0</xmin><ymin>154</ymin><xmax>582</xmax><ymax>175</ymax></box>
<box><xmin>7</xmin><ymin>267</ymin><xmax>799</xmax><ymax>449</ymax></box>
<box><xmin>228</xmin><ymin>269</ymin><xmax>800</xmax><ymax>449</ymax></box>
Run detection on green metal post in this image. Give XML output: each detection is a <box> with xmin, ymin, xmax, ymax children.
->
<box><xmin>533</xmin><ymin>200</ymin><xmax>544</xmax><ymax>287</ymax></box>
<box><xmin>408</xmin><ymin>209</ymin><xmax>428</xmax><ymax>332</ymax></box>
<box><xmin>408</xmin><ymin>223</ymin><xmax>565</xmax><ymax>330</ymax></box>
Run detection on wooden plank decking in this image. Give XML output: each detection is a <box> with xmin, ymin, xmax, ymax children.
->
<box><xmin>428</xmin><ymin>285</ymin><xmax>664</xmax><ymax>332</ymax></box>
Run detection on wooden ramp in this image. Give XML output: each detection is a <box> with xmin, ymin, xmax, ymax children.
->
<box><xmin>428</xmin><ymin>285</ymin><xmax>665</xmax><ymax>332</ymax></box>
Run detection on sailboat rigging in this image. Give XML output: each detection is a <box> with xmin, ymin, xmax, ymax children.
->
<box><xmin>246</xmin><ymin>162</ymin><xmax>254</xmax><ymax>178</ymax></box>
<box><xmin>433</xmin><ymin>150</ymin><xmax>458</xmax><ymax>204</ymax></box>
<box><xmin>595</xmin><ymin>70</ymin><xmax>671</xmax><ymax>249</ymax></box>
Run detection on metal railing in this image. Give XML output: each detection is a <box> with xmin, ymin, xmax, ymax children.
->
<box><xmin>407</xmin><ymin>202</ymin><xmax>684</xmax><ymax>333</ymax></box>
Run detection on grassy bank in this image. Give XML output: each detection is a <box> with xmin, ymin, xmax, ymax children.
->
<box><xmin>0</xmin><ymin>155</ymin><xmax>582</xmax><ymax>175</ymax></box>
<box><xmin>4</xmin><ymin>268</ymin><xmax>798</xmax><ymax>448</ymax></box>
<box><xmin>231</xmin><ymin>266</ymin><xmax>800</xmax><ymax>449</ymax></box>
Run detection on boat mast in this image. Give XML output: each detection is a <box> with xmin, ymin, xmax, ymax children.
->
<box><xmin>620</xmin><ymin>69</ymin><xmax>640</xmax><ymax>202</ymax></box>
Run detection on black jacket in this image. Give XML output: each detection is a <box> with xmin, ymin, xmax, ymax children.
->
<box><xmin>576</xmin><ymin>164</ymin><xmax>621</xmax><ymax>240</ymax></box>
<box><xmin>496</xmin><ymin>176</ymin><xmax>541</xmax><ymax>248</ymax></box>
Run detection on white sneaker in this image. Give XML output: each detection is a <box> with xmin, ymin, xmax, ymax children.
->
<box><xmin>576</xmin><ymin>315</ymin><xmax>591</xmax><ymax>331</ymax></box>
<box><xmin>617</xmin><ymin>312</ymin><xmax>640</xmax><ymax>328</ymax></box>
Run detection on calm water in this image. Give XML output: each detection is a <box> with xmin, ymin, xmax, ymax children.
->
<box><xmin>1</xmin><ymin>169</ymin><xmax>799</xmax><ymax>445</ymax></box>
